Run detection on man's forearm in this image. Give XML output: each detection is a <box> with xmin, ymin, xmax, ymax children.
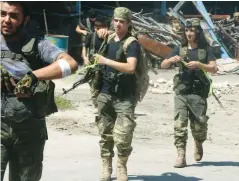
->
<box><xmin>198</xmin><ymin>62</ymin><xmax>217</xmax><ymax>74</ymax></box>
<box><xmin>161</xmin><ymin>59</ymin><xmax>173</xmax><ymax>69</ymax></box>
<box><xmin>33</xmin><ymin>53</ymin><xmax>78</xmax><ymax>80</ymax></box>
<box><xmin>104</xmin><ymin>58</ymin><xmax>136</xmax><ymax>74</ymax></box>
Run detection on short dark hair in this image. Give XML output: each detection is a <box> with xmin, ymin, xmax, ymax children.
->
<box><xmin>3</xmin><ymin>1</ymin><xmax>30</xmax><ymax>17</ymax></box>
<box><xmin>94</xmin><ymin>17</ymin><xmax>110</xmax><ymax>28</ymax></box>
<box><xmin>88</xmin><ymin>9</ymin><xmax>96</xmax><ymax>18</ymax></box>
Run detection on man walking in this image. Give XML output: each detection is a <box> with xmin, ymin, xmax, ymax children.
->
<box><xmin>94</xmin><ymin>7</ymin><xmax>140</xmax><ymax>181</ymax></box>
<box><xmin>1</xmin><ymin>2</ymin><xmax>78</xmax><ymax>180</ymax></box>
<box><xmin>161</xmin><ymin>18</ymin><xmax>217</xmax><ymax>168</ymax></box>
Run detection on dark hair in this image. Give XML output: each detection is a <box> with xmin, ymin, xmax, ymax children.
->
<box><xmin>181</xmin><ymin>26</ymin><xmax>207</xmax><ymax>48</ymax></box>
<box><xmin>88</xmin><ymin>9</ymin><xmax>96</xmax><ymax>18</ymax></box>
<box><xmin>94</xmin><ymin>17</ymin><xmax>110</xmax><ymax>28</ymax></box>
<box><xmin>3</xmin><ymin>1</ymin><xmax>30</xmax><ymax>17</ymax></box>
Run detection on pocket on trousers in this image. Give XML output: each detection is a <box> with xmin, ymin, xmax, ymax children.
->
<box><xmin>5</xmin><ymin>97</ymin><xmax>32</xmax><ymax>123</ymax></box>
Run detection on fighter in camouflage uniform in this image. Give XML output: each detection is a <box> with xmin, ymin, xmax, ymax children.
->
<box><xmin>1</xmin><ymin>2</ymin><xmax>78</xmax><ymax>180</ymax></box>
<box><xmin>161</xmin><ymin>18</ymin><xmax>218</xmax><ymax>168</ymax></box>
<box><xmin>93</xmin><ymin>7</ymin><xmax>140</xmax><ymax>181</ymax></box>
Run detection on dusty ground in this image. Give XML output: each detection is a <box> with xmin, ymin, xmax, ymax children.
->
<box><xmin>4</xmin><ymin>70</ymin><xmax>239</xmax><ymax>181</ymax></box>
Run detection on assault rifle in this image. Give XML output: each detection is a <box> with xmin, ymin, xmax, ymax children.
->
<box><xmin>62</xmin><ymin>61</ymin><xmax>98</xmax><ymax>95</ymax></box>
<box><xmin>179</xmin><ymin>60</ymin><xmax>224</xmax><ymax>108</ymax></box>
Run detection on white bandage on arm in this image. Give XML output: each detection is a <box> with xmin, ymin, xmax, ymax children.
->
<box><xmin>57</xmin><ymin>59</ymin><xmax>72</xmax><ymax>78</ymax></box>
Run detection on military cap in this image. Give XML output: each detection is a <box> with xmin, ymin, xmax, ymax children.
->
<box><xmin>185</xmin><ymin>18</ymin><xmax>201</xmax><ymax>28</ymax></box>
<box><xmin>113</xmin><ymin>7</ymin><xmax>132</xmax><ymax>21</ymax></box>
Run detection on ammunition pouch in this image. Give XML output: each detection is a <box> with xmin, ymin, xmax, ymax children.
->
<box><xmin>31</xmin><ymin>80</ymin><xmax>57</xmax><ymax>117</ymax></box>
<box><xmin>173</xmin><ymin>73</ymin><xmax>192</xmax><ymax>95</ymax></box>
<box><xmin>4</xmin><ymin>95</ymin><xmax>32</xmax><ymax>123</ymax></box>
<box><xmin>104</xmin><ymin>72</ymin><xmax>135</xmax><ymax>97</ymax></box>
<box><xmin>192</xmin><ymin>80</ymin><xmax>208</xmax><ymax>98</ymax></box>
<box><xmin>2</xmin><ymin>80</ymin><xmax>57</xmax><ymax>122</ymax></box>
<box><xmin>193</xmin><ymin>69</ymin><xmax>211</xmax><ymax>98</ymax></box>
<box><xmin>173</xmin><ymin>70</ymin><xmax>211</xmax><ymax>98</ymax></box>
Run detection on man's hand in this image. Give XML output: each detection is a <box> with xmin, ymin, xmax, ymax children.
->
<box><xmin>186</xmin><ymin>61</ymin><xmax>200</xmax><ymax>70</ymax></box>
<box><xmin>83</xmin><ymin>57</ymin><xmax>90</xmax><ymax>65</ymax></box>
<box><xmin>14</xmin><ymin>72</ymin><xmax>38</xmax><ymax>98</ymax></box>
<box><xmin>93</xmin><ymin>54</ymin><xmax>108</xmax><ymax>65</ymax></box>
<box><xmin>1</xmin><ymin>65</ymin><xmax>17</xmax><ymax>92</ymax></box>
<box><xmin>168</xmin><ymin>55</ymin><xmax>181</xmax><ymax>64</ymax></box>
<box><xmin>82</xmin><ymin>30</ymin><xmax>89</xmax><ymax>36</ymax></box>
<box><xmin>96</xmin><ymin>28</ymin><xmax>109</xmax><ymax>39</ymax></box>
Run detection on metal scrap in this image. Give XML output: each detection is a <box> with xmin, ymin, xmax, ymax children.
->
<box><xmin>215</xmin><ymin>13</ymin><xmax>239</xmax><ymax>59</ymax></box>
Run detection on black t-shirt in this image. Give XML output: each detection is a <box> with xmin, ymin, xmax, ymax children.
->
<box><xmin>100</xmin><ymin>36</ymin><xmax>140</xmax><ymax>96</ymax></box>
<box><xmin>85</xmin><ymin>33</ymin><xmax>104</xmax><ymax>52</ymax></box>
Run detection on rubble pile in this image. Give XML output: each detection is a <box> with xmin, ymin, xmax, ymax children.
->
<box><xmin>149</xmin><ymin>79</ymin><xmax>239</xmax><ymax>96</ymax></box>
<box><xmin>217</xmin><ymin>17</ymin><xmax>239</xmax><ymax>43</ymax></box>
<box><xmin>214</xmin><ymin>13</ymin><xmax>239</xmax><ymax>59</ymax></box>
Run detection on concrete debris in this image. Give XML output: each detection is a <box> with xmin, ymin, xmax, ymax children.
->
<box><xmin>149</xmin><ymin>79</ymin><xmax>239</xmax><ymax>96</ymax></box>
<box><xmin>216</xmin><ymin>58</ymin><xmax>239</xmax><ymax>74</ymax></box>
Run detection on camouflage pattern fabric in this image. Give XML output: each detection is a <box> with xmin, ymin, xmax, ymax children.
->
<box><xmin>113</xmin><ymin>7</ymin><xmax>132</xmax><ymax>21</ymax></box>
<box><xmin>14</xmin><ymin>73</ymin><xmax>37</xmax><ymax>95</ymax></box>
<box><xmin>185</xmin><ymin>18</ymin><xmax>201</xmax><ymax>28</ymax></box>
<box><xmin>1</xmin><ymin>65</ymin><xmax>9</xmax><ymax>81</ymax></box>
<box><xmin>89</xmin><ymin>80</ymin><xmax>99</xmax><ymax>108</ymax></box>
<box><xmin>96</xmin><ymin>93</ymin><xmax>136</xmax><ymax>158</ymax></box>
<box><xmin>1</xmin><ymin>117</ymin><xmax>47</xmax><ymax>181</ymax></box>
<box><xmin>1</xmin><ymin>65</ymin><xmax>17</xmax><ymax>92</ymax></box>
<box><xmin>174</xmin><ymin>94</ymin><xmax>209</xmax><ymax>149</ymax></box>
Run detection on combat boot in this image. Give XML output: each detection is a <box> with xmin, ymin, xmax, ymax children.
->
<box><xmin>194</xmin><ymin>140</ymin><xmax>203</xmax><ymax>162</ymax></box>
<box><xmin>116</xmin><ymin>156</ymin><xmax>128</xmax><ymax>181</ymax></box>
<box><xmin>174</xmin><ymin>147</ymin><xmax>186</xmax><ymax>168</ymax></box>
<box><xmin>100</xmin><ymin>157</ymin><xmax>112</xmax><ymax>181</ymax></box>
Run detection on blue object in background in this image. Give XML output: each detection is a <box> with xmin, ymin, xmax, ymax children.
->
<box><xmin>45</xmin><ymin>34</ymin><xmax>69</xmax><ymax>52</ymax></box>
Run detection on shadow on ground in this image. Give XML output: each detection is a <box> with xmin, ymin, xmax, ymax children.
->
<box><xmin>188</xmin><ymin>161</ymin><xmax>239</xmax><ymax>167</ymax></box>
<box><xmin>112</xmin><ymin>172</ymin><xmax>202</xmax><ymax>181</ymax></box>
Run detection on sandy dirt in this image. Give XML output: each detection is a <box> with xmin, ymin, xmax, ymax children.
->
<box><xmin>4</xmin><ymin>70</ymin><xmax>239</xmax><ymax>181</ymax></box>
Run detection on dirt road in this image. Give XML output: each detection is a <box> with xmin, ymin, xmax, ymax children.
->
<box><xmin>4</xmin><ymin>70</ymin><xmax>239</xmax><ymax>181</ymax></box>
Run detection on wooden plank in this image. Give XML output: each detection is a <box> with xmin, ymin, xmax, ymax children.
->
<box><xmin>137</xmin><ymin>34</ymin><xmax>172</xmax><ymax>59</ymax></box>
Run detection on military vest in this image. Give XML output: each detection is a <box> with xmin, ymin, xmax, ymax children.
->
<box><xmin>1</xmin><ymin>36</ymin><xmax>57</xmax><ymax>122</ymax></box>
<box><xmin>105</xmin><ymin>33</ymin><xmax>150</xmax><ymax>102</ymax></box>
<box><xmin>173</xmin><ymin>46</ymin><xmax>210</xmax><ymax>97</ymax></box>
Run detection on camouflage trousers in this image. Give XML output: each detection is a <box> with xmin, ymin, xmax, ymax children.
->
<box><xmin>89</xmin><ymin>81</ymin><xmax>99</xmax><ymax>108</ymax></box>
<box><xmin>96</xmin><ymin>93</ymin><xmax>136</xmax><ymax>158</ymax></box>
<box><xmin>174</xmin><ymin>94</ymin><xmax>209</xmax><ymax>149</ymax></box>
<box><xmin>1</xmin><ymin>117</ymin><xmax>47</xmax><ymax>181</ymax></box>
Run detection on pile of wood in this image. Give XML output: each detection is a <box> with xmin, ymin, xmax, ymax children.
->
<box><xmin>215</xmin><ymin>16</ymin><xmax>239</xmax><ymax>60</ymax></box>
<box><xmin>130</xmin><ymin>11</ymin><xmax>181</xmax><ymax>47</ymax></box>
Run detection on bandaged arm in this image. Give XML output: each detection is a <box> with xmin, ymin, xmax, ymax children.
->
<box><xmin>32</xmin><ymin>53</ymin><xmax>78</xmax><ymax>80</ymax></box>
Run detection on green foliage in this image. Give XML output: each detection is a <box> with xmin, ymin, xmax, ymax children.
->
<box><xmin>55</xmin><ymin>96</ymin><xmax>74</xmax><ymax>110</ymax></box>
